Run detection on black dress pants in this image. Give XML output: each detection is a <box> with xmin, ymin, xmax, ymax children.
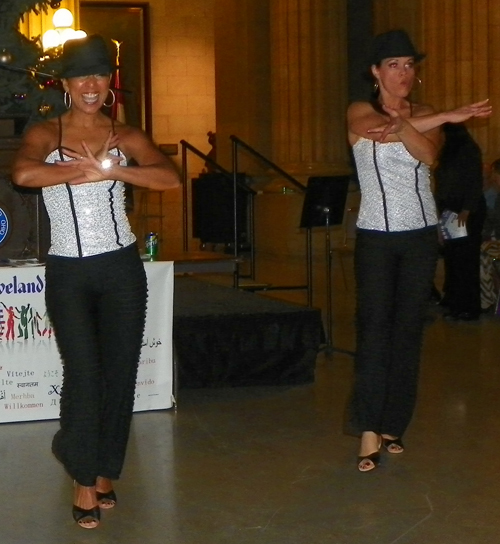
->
<box><xmin>349</xmin><ymin>227</ymin><xmax>438</xmax><ymax>438</ymax></box>
<box><xmin>45</xmin><ymin>244</ymin><xmax>147</xmax><ymax>486</ymax></box>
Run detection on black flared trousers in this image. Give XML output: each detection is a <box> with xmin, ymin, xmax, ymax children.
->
<box><xmin>349</xmin><ymin>227</ymin><xmax>438</xmax><ymax>438</ymax></box>
<box><xmin>45</xmin><ymin>243</ymin><xmax>147</xmax><ymax>486</ymax></box>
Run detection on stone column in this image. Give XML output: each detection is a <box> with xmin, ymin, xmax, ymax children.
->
<box><xmin>420</xmin><ymin>0</ymin><xmax>492</xmax><ymax>159</ymax></box>
<box><xmin>214</xmin><ymin>0</ymin><xmax>353</xmax><ymax>263</ymax></box>
<box><xmin>270</xmin><ymin>0</ymin><xmax>350</xmax><ymax>181</ymax></box>
<box><xmin>214</xmin><ymin>0</ymin><xmax>272</xmax><ymax>175</ymax></box>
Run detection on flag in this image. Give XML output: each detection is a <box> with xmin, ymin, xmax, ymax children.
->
<box><xmin>111</xmin><ymin>40</ymin><xmax>126</xmax><ymax>123</ymax></box>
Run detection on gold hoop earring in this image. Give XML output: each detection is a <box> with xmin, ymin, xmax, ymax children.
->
<box><xmin>103</xmin><ymin>90</ymin><xmax>116</xmax><ymax>107</ymax></box>
<box><xmin>416</xmin><ymin>77</ymin><xmax>422</xmax><ymax>85</ymax></box>
<box><xmin>64</xmin><ymin>91</ymin><xmax>72</xmax><ymax>109</ymax></box>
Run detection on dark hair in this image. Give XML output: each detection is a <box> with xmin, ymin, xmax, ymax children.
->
<box><xmin>434</xmin><ymin>122</ymin><xmax>483</xmax><ymax>213</ymax></box>
<box><xmin>439</xmin><ymin>123</ymin><xmax>479</xmax><ymax>158</ymax></box>
<box><xmin>435</xmin><ymin>123</ymin><xmax>482</xmax><ymax>186</ymax></box>
<box><xmin>491</xmin><ymin>159</ymin><xmax>500</xmax><ymax>174</ymax></box>
<box><xmin>369</xmin><ymin>98</ymin><xmax>387</xmax><ymax>116</ymax></box>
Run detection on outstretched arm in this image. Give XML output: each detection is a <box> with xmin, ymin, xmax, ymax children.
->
<box><xmin>368</xmin><ymin>99</ymin><xmax>492</xmax><ymax>139</ymax></box>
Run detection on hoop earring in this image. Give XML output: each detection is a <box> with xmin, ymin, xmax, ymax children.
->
<box><xmin>64</xmin><ymin>91</ymin><xmax>72</xmax><ymax>109</ymax></box>
<box><xmin>416</xmin><ymin>77</ymin><xmax>422</xmax><ymax>85</ymax></box>
<box><xmin>103</xmin><ymin>90</ymin><xmax>116</xmax><ymax>107</ymax></box>
<box><xmin>373</xmin><ymin>82</ymin><xmax>379</xmax><ymax>93</ymax></box>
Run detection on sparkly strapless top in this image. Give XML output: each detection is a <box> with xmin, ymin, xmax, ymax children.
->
<box><xmin>353</xmin><ymin>137</ymin><xmax>437</xmax><ymax>232</ymax></box>
<box><xmin>43</xmin><ymin>148</ymin><xmax>136</xmax><ymax>257</ymax></box>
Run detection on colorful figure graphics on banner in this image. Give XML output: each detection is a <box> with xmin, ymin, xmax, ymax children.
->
<box><xmin>1</xmin><ymin>300</ymin><xmax>52</xmax><ymax>341</ymax></box>
<box><xmin>1</xmin><ymin>303</ymin><xmax>16</xmax><ymax>340</ymax></box>
<box><xmin>29</xmin><ymin>308</ymin><xmax>45</xmax><ymax>337</ymax></box>
<box><xmin>42</xmin><ymin>311</ymin><xmax>52</xmax><ymax>338</ymax></box>
<box><xmin>17</xmin><ymin>303</ymin><xmax>31</xmax><ymax>339</ymax></box>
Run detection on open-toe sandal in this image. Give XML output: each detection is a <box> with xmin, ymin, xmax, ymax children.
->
<box><xmin>357</xmin><ymin>450</ymin><xmax>381</xmax><ymax>472</ymax></box>
<box><xmin>72</xmin><ymin>504</ymin><xmax>100</xmax><ymax>529</ymax></box>
<box><xmin>383</xmin><ymin>437</ymin><xmax>404</xmax><ymax>454</ymax></box>
<box><xmin>97</xmin><ymin>489</ymin><xmax>117</xmax><ymax>509</ymax></box>
<box><xmin>357</xmin><ymin>435</ymin><xmax>382</xmax><ymax>472</ymax></box>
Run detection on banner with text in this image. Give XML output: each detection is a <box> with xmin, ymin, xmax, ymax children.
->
<box><xmin>0</xmin><ymin>261</ymin><xmax>174</xmax><ymax>423</ymax></box>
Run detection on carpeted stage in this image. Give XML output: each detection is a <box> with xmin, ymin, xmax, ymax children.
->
<box><xmin>173</xmin><ymin>277</ymin><xmax>324</xmax><ymax>388</ymax></box>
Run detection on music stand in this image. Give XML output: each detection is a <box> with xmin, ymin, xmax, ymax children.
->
<box><xmin>300</xmin><ymin>176</ymin><xmax>355</xmax><ymax>357</ymax></box>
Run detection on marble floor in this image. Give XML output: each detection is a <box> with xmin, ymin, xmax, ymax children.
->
<box><xmin>2</xmin><ymin>253</ymin><xmax>500</xmax><ymax>544</ymax></box>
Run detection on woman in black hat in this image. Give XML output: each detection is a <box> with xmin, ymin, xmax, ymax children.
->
<box><xmin>13</xmin><ymin>35</ymin><xmax>179</xmax><ymax>527</ymax></box>
<box><xmin>346</xmin><ymin>29</ymin><xmax>491</xmax><ymax>472</ymax></box>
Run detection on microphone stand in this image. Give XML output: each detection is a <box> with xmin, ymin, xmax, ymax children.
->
<box><xmin>298</xmin><ymin>175</ymin><xmax>354</xmax><ymax>359</ymax></box>
<box><xmin>318</xmin><ymin>205</ymin><xmax>355</xmax><ymax>358</ymax></box>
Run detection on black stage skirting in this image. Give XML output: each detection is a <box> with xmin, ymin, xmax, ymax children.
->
<box><xmin>173</xmin><ymin>278</ymin><xmax>324</xmax><ymax>388</ymax></box>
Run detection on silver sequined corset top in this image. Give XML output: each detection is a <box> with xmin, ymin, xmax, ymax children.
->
<box><xmin>353</xmin><ymin>137</ymin><xmax>437</xmax><ymax>232</ymax></box>
<box><xmin>43</xmin><ymin>148</ymin><xmax>136</xmax><ymax>257</ymax></box>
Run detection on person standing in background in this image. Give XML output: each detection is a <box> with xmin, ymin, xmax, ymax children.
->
<box><xmin>482</xmin><ymin>159</ymin><xmax>500</xmax><ymax>241</ymax></box>
<box><xmin>479</xmin><ymin>159</ymin><xmax>500</xmax><ymax>312</ymax></box>
<box><xmin>434</xmin><ymin>123</ymin><xmax>486</xmax><ymax>321</ymax></box>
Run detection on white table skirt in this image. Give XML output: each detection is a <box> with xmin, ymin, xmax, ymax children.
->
<box><xmin>0</xmin><ymin>260</ymin><xmax>174</xmax><ymax>423</ymax></box>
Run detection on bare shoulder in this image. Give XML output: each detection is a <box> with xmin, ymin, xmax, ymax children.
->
<box><xmin>412</xmin><ymin>102</ymin><xmax>436</xmax><ymax>117</ymax></box>
<box><xmin>115</xmin><ymin>123</ymin><xmax>151</xmax><ymax>146</ymax></box>
<box><xmin>24</xmin><ymin>118</ymin><xmax>58</xmax><ymax>140</ymax></box>
<box><xmin>114</xmin><ymin>123</ymin><xmax>165</xmax><ymax>164</ymax></box>
<box><xmin>347</xmin><ymin>101</ymin><xmax>374</xmax><ymax>118</ymax></box>
<box><xmin>19</xmin><ymin>118</ymin><xmax>59</xmax><ymax>157</ymax></box>
<box><xmin>347</xmin><ymin>101</ymin><xmax>382</xmax><ymax>145</ymax></box>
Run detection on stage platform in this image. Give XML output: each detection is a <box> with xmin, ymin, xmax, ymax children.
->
<box><xmin>173</xmin><ymin>277</ymin><xmax>324</xmax><ymax>389</ymax></box>
<box><xmin>163</xmin><ymin>251</ymin><xmax>240</xmax><ymax>275</ymax></box>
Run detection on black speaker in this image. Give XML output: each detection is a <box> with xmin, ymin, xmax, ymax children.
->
<box><xmin>191</xmin><ymin>173</ymin><xmax>248</xmax><ymax>244</ymax></box>
<box><xmin>0</xmin><ymin>174</ymin><xmax>50</xmax><ymax>262</ymax></box>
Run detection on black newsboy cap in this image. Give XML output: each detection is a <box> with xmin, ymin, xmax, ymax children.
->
<box><xmin>368</xmin><ymin>29</ymin><xmax>425</xmax><ymax>66</ymax></box>
<box><xmin>61</xmin><ymin>34</ymin><xmax>113</xmax><ymax>78</ymax></box>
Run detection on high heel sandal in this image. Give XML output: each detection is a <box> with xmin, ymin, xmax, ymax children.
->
<box><xmin>382</xmin><ymin>437</ymin><xmax>404</xmax><ymax>454</ymax></box>
<box><xmin>357</xmin><ymin>435</ymin><xmax>382</xmax><ymax>472</ymax></box>
<box><xmin>357</xmin><ymin>450</ymin><xmax>381</xmax><ymax>472</ymax></box>
<box><xmin>72</xmin><ymin>504</ymin><xmax>101</xmax><ymax>529</ymax></box>
<box><xmin>73</xmin><ymin>481</ymin><xmax>100</xmax><ymax>529</ymax></box>
<box><xmin>97</xmin><ymin>489</ymin><xmax>117</xmax><ymax>509</ymax></box>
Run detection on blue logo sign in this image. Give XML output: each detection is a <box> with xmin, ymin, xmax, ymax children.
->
<box><xmin>0</xmin><ymin>204</ymin><xmax>10</xmax><ymax>246</ymax></box>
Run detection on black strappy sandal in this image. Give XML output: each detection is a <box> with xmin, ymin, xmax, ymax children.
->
<box><xmin>97</xmin><ymin>489</ymin><xmax>117</xmax><ymax>509</ymax></box>
<box><xmin>382</xmin><ymin>437</ymin><xmax>404</xmax><ymax>454</ymax></box>
<box><xmin>72</xmin><ymin>504</ymin><xmax>100</xmax><ymax>529</ymax></box>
